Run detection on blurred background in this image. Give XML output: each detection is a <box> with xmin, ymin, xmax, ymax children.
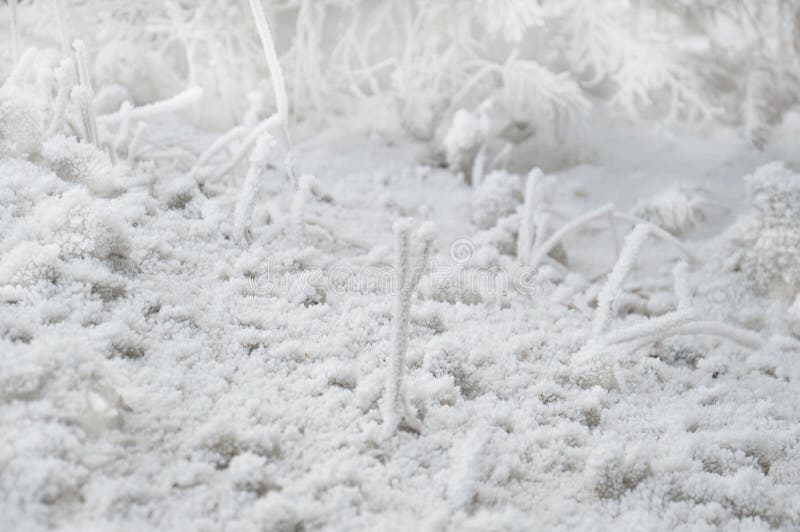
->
<box><xmin>2</xmin><ymin>1</ymin><xmax>799</xmax><ymax>167</ymax></box>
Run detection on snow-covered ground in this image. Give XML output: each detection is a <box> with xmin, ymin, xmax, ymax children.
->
<box><xmin>2</xmin><ymin>99</ymin><xmax>800</xmax><ymax>531</ymax></box>
<box><xmin>3</xmin><ymin>1</ymin><xmax>800</xmax><ymax>530</ymax></box>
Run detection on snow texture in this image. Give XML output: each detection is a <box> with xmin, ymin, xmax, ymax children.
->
<box><xmin>2</xmin><ymin>1</ymin><xmax>800</xmax><ymax>531</ymax></box>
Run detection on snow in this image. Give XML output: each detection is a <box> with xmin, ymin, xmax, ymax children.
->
<box><xmin>2</xmin><ymin>113</ymin><xmax>799</xmax><ymax>530</ymax></box>
<box><xmin>2</xmin><ymin>1</ymin><xmax>800</xmax><ymax>531</ymax></box>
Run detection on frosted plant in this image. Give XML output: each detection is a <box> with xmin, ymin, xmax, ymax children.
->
<box><xmin>516</xmin><ymin>169</ymin><xmax>541</xmax><ymax>266</ymax></box>
<box><xmin>497</xmin><ymin>56</ymin><xmax>590</xmax><ymax>146</ymax></box>
<box><xmin>383</xmin><ymin>219</ymin><xmax>434</xmax><ymax>438</ymax></box>
<box><xmin>591</xmin><ymin>224</ymin><xmax>652</xmax><ymax>339</ymax></box>
<box><xmin>72</xmin><ymin>40</ymin><xmax>99</xmax><ymax>148</ymax></box>
<box><xmin>248</xmin><ymin>0</ymin><xmax>296</xmax><ymax>184</ymax></box>
<box><xmin>574</xmin><ymin>224</ymin><xmax>764</xmax><ymax>390</ymax></box>
<box><xmin>529</xmin><ymin>202</ymin><xmax>698</xmax><ymax>270</ymax></box>
<box><xmin>289</xmin><ymin>174</ymin><xmax>316</xmax><ymax>245</ymax></box>
<box><xmin>126</xmin><ymin>122</ymin><xmax>147</xmax><ymax>163</ymax></box>
<box><xmin>733</xmin><ymin>162</ymin><xmax>800</xmax><ymax>299</ymax></box>
<box><xmin>26</xmin><ymin>188</ymin><xmax>131</xmax><ymax>263</ymax></box>
<box><xmin>100</xmin><ymin>87</ymin><xmax>203</xmax><ymax>126</ymax></box>
<box><xmin>0</xmin><ymin>92</ymin><xmax>44</xmax><ymax>159</ymax></box>
<box><xmin>233</xmin><ymin>134</ymin><xmax>275</xmax><ymax>246</ymax></box>
<box><xmin>9</xmin><ymin>0</ymin><xmax>19</xmax><ymax>64</ymax></box>
<box><xmin>515</xmin><ymin>168</ymin><xmax>566</xmax><ymax>266</ymax></box>
<box><xmin>55</xmin><ymin>0</ymin><xmax>70</xmax><ymax>55</ymax></box>
<box><xmin>443</xmin><ymin>109</ymin><xmax>485</xmax><ymax>186</ymax></box>
<box><xmin>48</xmin><ymin>58</ymin><xmax>75</xmax><ymax>137</ymax></box>
<box><xmin>476</xmin><ymin>0</ymin><xmax>544</xmax><ymax>42</ymax></box>
<box><xmin>42</xmin><ymin>135</ymin><xmax>125</xmax><ymax>197</ymax></box>
<box><xmin>631</xmin><ymin>184</ymin><xmax>711</xmax><ymax>236</ymax></box>
<box><xmin>672</xmin><ymin>261</ymin><xmax>691</xmax><ymax>311</ymax></box>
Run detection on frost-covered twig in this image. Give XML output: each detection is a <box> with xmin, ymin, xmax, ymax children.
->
<box><xmin>126</xmin><ymin>122</ymin><xmax>146</xmax><ymax>163</ymax></box>
<box><xmin>672</xmin><ymin>261</ymin><xmax>691</xmax><ymax>310</ymax></box>
<box><xmin>48</xmin><ymin>58</ymin><xmax>73</xmax><ymax>136</ymax></box>
<box><xmin>72</xmin><ymin>40</ymin><xmax>99</xmax><ymax>147</ymax></box>
<box><xmin>203</xmin><ymin>113</ymin><xmax>281</xmax><ymax>183</ymax></box>
<box><xmin>612</xmin><ymin>211</ymin><xmax>698</xmax><ymax>263</ymax></box>
<box><xmin>290</xmin><ymin>175</ymin><xmax>315</xmax><ymax>245</ymax></box>
<box><xmin>10</xmin><ymin>0</ymin><xmax>19</xmax><ymax>64</ymax></box>
<box><xmin>383</xmin><ymin>219</ymin><xmax>433</xmax><ymax>438</ymax></box>
<box><xmin>529</xmin><ymin>203</ymin><xmax>614</xmax><ymax>268</ymax></box>
<box><xmin>529</xmin><ymin>203</ymin><xmax>698</xmax><ymax>269</ymax></box>
<box><xmin>55</xmin><ymin>0</ymin><xmax>70</xmax><ymax>56</ymax></box>
<box><xmin>517</xmin><ymin>168</ymin><xmax>542</xmax><ymax>266</ymax></box>
<box><xmin>99</xmin><ymin>88</ymin><xmax>203</xmax><ymax>125</ymax></box>
<box><xmin>592</xmin><ymin>224</ymin><xmax>650</xmax><ymax>338</ymax></box>
<box><xmin>383</xmin><ymin>219</ymin><xmax>413</xmax><ymax>438</ymax></box>
<box><xmin>233</xmin><ymin>134</ymin><xmax>274</xmax><ymax>246</ymax></box>
<box><xmin>247</xmin><ymin>0</ymin><xmax>296</xmax><ymax>184</ymax></box>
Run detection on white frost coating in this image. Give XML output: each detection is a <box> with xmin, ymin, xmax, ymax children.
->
<box><xmin>126</xmin><ymin>121</ymin><xmax>146</xmax><ymax>163</ymax></box>
<box><xmin>447</xmin><ymin>428</ymin><xmax>489</xmax><ymax>510</ymax></box>
<box><xmin>611</xmin><ymin>212</ymin><xmax>698</xmax><ymax>262</ymax></box>
<box><xmin>631</xmin><ymin>185</ymin><xmax>710</xmax><ymax>236</ymax></box>
<box><xmin>383</xmin><ymin>218</ymin><xmax>432</xmax><ymax>438</ymax></box>
<box><xmin>247</xmin><ymin>0</ymin><xmax>295</xmax><ymax>181</ymax></box>
<box><xmin>443</xmin><ymin>109</ymin><xmax>483</xmax><ymax>180</ymax></box>
<box><xmin>247</xmin><ymin>0</ymin><xmax>287</xmax><ymax>123</ymax></box>
<box><xmin>99</xmin><ymin>87</ymin><xmax>203</xmax><ymax>124</ymax></box>
<box><xmin>10</xmin><ymin>0</ymin><xmax>19</xmax><ymax>64</ymax></box>
<box><xmin>592</xmin><ymin>224</ymin><xmax>650</xmax><ymax>338</ymax></box>
<box><xmin>55</xmin><ymin>0</ymin><xmax>70</xmax><ymax>56</ymax></box>
<box><xmin>290</xmin><ymin>174</ymin><xmax>315</xmax><ymax>244</ymax></box>
<box><xmin>383</xmin><ymin>218</ymin><xmax>413</xmax><ymax>438</ymax></box>
<box><xmin>530</xmin><ymin>203</ymin><xmax>697</xmax><ymax>269</ymax></box>
<box><xmin>233</xmin><ymin>134</ymin><xmax>274</xmax><ymax>246</ymax></box>
<box><xmin>72</xmin><ymin>40</ymin><xmax>99</xmax><ymax>147</ymax></box>
<box><xmin>529</xmin><ymin>203</ymin><xmax>614</xmax><ymax>268</ymax></box>
<box><xmin>204</xmin><ymin>113</ymin><xmax>281</xmax><ymax>183</ymax></box>
<box><xmin>673</xmin><ymin>261</ymin><xmax>691</xmax><ymax>310</ymax></box>
<box><xmin>517</xmin><ymin>168</ymin><xmax>542</xmax><ymax>265</ymax></box>
<box><xmin>48</xmin><ymin>59</ymin><xmax>73</xmax><ymax>137</ymax></box>
<box><xmin>735</xmin><ymin>162</ymin><xmax>800</xmax><ymax>297</ymax></box>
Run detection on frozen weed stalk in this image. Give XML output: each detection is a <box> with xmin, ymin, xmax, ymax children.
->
<box><xmin>233</xmin><ymin>134</ymin><xmax>274</xmax><ymax>246</ymax></box>
<box><xmin>248</xmin><ymin>0</ymin><xmax>296</xmax><ymax>185</ymax></box>
<box><xmin>383</xmin><ymin>219</ymin><xmax>434</xmax><ymax>439</ymax></box>
<box><xmin>574</xmin><ymin>225</ymin><xmax>765</xmax><ymax>390</ymax></box>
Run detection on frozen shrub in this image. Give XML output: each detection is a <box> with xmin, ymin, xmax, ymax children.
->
<box><xmin>734</xmin><ymin>162</ymin><xmax>800</xmax><ymax>299</ymax></box>
<box><xmin>631</xmin><ymin>185</ymin><xmax>711</xmax><ymax>236</ymax></box>
<box><xmin>471</xmin><ymin>170</ymin><xmax>522</xmax><ymax>230</ymax></box>
<box><xmin>42</xmin><ymin>135</ymin><xmax>125</xmax><ymax>197</ymax></box>
<box><xmin>0</xmin><ymin>93</ymin><xmax>44</xmax><ymax>158</ymax></box>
